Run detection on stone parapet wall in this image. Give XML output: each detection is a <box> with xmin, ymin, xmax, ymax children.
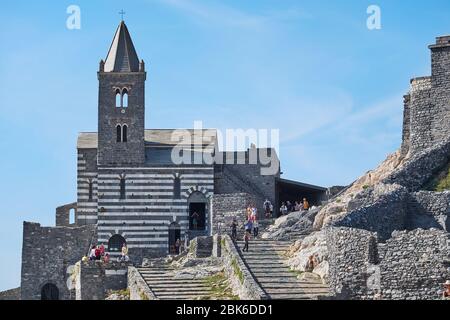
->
<box><xmin>220</xmin><ymin>235</ymin><xmax>268</xmax><ymax>300</ymax></box>
<box><xmin>326</xmin><ymin>227</ymin><xmax>449</xmax><ymax>300</ymax></box>
<box><xmin>128</xmin><ymin>267</ymin><xmax>157</xmax><ymax>300</ymax></box>
<box><xmin>407</xmin><ymin>191</ymin><xmax>450</xmax><ymax>231</ymax></box>
<box><xmin>74</xmin><ymin>261</ymin><xmax>129</xmax><ymax>300</ymax></box>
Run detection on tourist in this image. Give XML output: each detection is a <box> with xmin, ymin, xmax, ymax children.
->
<box><xmin>242</xmin><ymin>231</ymin><xmax>251</xmax><ymax>252</ymax></box>
<box><xmin>295</xmin><ymin>201</ymin><xmax>301</xmax><ymax>212</ymax></box>
<box><xmin>251</xmin><ymin>206</ymin><xmax>257</xmax><ymax>222</ymax></box>
<box><xmin>191</xmin><ymin>211</ymin><xmax>199</xmax><ymax>230</ymax></box>
<box><xmin>103</xmin><ymin>253</ymin><xmax>110</xmax><ymax>264</ymax></box>
<box><xmin>253</xmin><ymin>219</ymin><xmax>259</xmax><ymax>238</ymax></box>
<box><xmin>286</xmin><ymin>201</ymin><xmax>292</xmax><ymax>213</ymax></box>
<box><xmin>245</xmin><ymin>219</ymin><xmax>253</xmax><ymax>233</ymax></box>
<box><xmin>175</xmin><ymin>238</ymin><xmax>181</xmax><ymax>255</ymax></box>
<box><xmin>280</xmin><ymin>202</ymin><xmax>288</xmax><ymax>216</ymax></box>
<box><xmin>263</xmin><ymin>199</ymin><xmax>272</xmax><ymax>218</ymax></box>
<box><xmin>246</xmin><ymin>206</ymin><xmax>252</xmax><ymax>221</ymax></box>
<box><xmin>95</xmin><ymin>245</ymin><xmax>101</xmax><ymax>260</ymax></box>
<box><xmin>443</xmin><ymin>280</ymin><xmax>450</xmax><ymax>299</ymax></box>
<box><xmin>303</xmin><ymin>198</ymin><xmax>310</xmax><ymax>211</ymax></box>
<box><xmin>269</xmin><ymin>203</ymin><xmax>273</xmax><ymax>217</ymax></box>
<box><xmin>120</xmin><ymin>243</ymin><xmax>129</xmax><ymax>262</ymax></box>
<box><xmin>89</xmin><ymin>245</ymin><xmax>96</xmax><ymax>261</ymax></box>
<box><xmin>231</xmin><ymin>218</ymin><xmax>238</xmax><ymax>241</ymax></box>
<box><xmin>99</xmin><ymin>244</ymin><xmax>105</xmax><ymax>257</ymax></box>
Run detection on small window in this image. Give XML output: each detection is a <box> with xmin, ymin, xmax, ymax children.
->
<box><xmin>120</xmin><ymin>177</ymin><xmax>126</xmax><ymax>199</ymax></box>
<box><xmin>122</xmin><ymin>89</ymin><xmax>128</xmax><ymax>108</ymax></box>
<box><xmin>69</xmin><ymin>208</ymin><xmax>76</xmax><ymax>225</ymax></box>
<box><xmin>173</xmin><ymin>177</ymin><xmax>181</xmax><ymax>199</ymax></box>
<box><xmin>88</xmin><ymin>180</ymin><xmax>93</xmax><ymax>201</ymax></box>
<box><xmin>122</xmin><ymin>125</ymin><xmax>128</xmax><ymax>143</ymax></box>
<box><xmin>115</xmin><ymin>89</ymin><xmax>121</xmax><ymax>108</ymax></box>
<box><xmin>116</xmin><ymin>125</ymin><xmax>122</xmax><ymax>142</ymax></box>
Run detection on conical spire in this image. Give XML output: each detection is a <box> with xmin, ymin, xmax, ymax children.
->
<box><xmin>104</xmin><ymin>21</ymin><xmax>140</xmax><ymax>73</ymax></box>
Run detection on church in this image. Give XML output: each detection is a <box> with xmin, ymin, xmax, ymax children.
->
<box><xmin>20</xmin><ymin>21</ymin><xmax>326</xmax><ymax>300</ymax></box>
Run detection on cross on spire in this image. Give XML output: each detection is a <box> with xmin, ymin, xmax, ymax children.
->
<box><xmin>119</xmin><ymin>10</ymin><xmax>126</xmax><ymax>21</ymax></box>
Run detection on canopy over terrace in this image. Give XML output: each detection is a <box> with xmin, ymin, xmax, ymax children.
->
<box><xmin>275</xmin><ymin>178</ymin><xmax>327</xmax><ymax>216</ymax></box>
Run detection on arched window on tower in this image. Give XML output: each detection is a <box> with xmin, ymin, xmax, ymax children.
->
<box><xmin>122</xmin><ymin>89</ymin><xmax>128</xmax><ymax>108</ymax></box>
<box><xmin>173</xmin><ymin>177</ymin><xmax>181</xmax><ymax>199</ymax></box>
<box><xmin>122</xmin><ymin>125</ymin><xmax>128</xmax><ymax>143</ymax></box>
<box><xmin>120</xmin><ymin>177</ymin><xmax>126</xmax><ymax>199</ymax></box>
<box><xmin>115</xmin><ymin>89</ymin><xmax>121</xmax><ymax>108</ymax></box>
<box><xmin>116</xmin><ymin>125</ymin><xmax>122</xmax><ymax>142</ymax></box>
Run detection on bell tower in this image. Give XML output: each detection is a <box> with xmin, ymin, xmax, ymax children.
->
<box><xmin>97</xmin><ymin>21</ymin><xmax>146</xmax><ymax>166</ymax></box>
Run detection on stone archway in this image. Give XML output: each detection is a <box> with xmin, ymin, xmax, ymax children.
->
<box><xmin>41</xmin><ymin>283</ymin><xmax>59</xmax><ymax>300</ymax></box>
<box><xmin>108</xmin><ymin>234</ymin><xmax>126</xmax><ymax>253</ymax></box>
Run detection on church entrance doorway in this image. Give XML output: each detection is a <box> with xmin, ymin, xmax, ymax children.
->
<box><xmin>189</xmin><ymin>202</ymin><xmax>206</xmax><ymax>231</ymax></box>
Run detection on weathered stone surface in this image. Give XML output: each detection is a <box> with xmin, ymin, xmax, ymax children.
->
<box><xmin>0</xmin><ymin>287</ymin><xmax>20</xmax><ymax>300</ymax></box>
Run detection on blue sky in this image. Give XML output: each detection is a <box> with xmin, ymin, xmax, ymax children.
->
<box><xmin>1</xmin><ymin>0</ymin><xmax>449</xmax><ymax>291</ymax></box>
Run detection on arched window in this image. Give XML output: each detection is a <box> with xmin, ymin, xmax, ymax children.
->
<box><xmin>108</xmin><ymin>234</ymin><xmax>126</xmax><ymax>253</ymax></box>
<box><xmin>173</xmin><ymin>177</ymin><xmax>181</xmax><ymax>199</ymax></box>
<box><xmin>41</xmin><ymin>283</ymin><xmax>59</xmax><ymax>300</ymax></box>
<box><xmin>122</xmin><ymin>89</ymin><xmax>128</xmax><ymax>108</ymax></box>
<box><xmin>122</xmin><ymin>125</ymin><xmax>128</xmax><ymax>143</ymax></box>
<box><xmin>116</xmin><ymin>125</ymin><xmax>122</xmax><ymax>142</ymax></box>
<box><xmin>120</xmin><ymin>177</ymin><xmax>126</xmax><ymax>199</ymax></box>
<box><xmin>115</xmin><ymin>89</ymin><xmax>121</xmax><ymax>108</ymax></box>
<box><xmin>88</xmin><ymin>180</ymin><xmax>93</xmax><ymax>201</ymax></box>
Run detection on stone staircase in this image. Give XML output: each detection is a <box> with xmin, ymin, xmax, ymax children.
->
<box><xmin>236</xmin><ymin>239</ymin><xmax>330</xmax><ymax>300</ymax></box>
<box><xmin>137</xmin><ymin>265</ymin><xmax>212</xmax><ymax>300</ymax></box>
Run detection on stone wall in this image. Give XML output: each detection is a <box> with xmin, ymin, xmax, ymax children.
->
<box><xmin>383</xmin><ymin>136</ymin><xmax>450</xmax><ymax>191</ymax></box>
<box><xmin>220</xmin><ymin>235</ymin><xmax>268</xmax><ymax>300</ymax></box>
<box><xmin>211</xmin><ymin>193</ymin><xmax>256</xmax><ymax>235</ymax></box>
<box><xmin>128</xmin><ymin>267</ymin><xmax>157</xmax><ymax>300</ymax></box>
<box><xmin>402</xmin><ymin>37</ymin><xmax>450</xmax><ymax>155</ymax></box>
<box><xmin>190</xmin><ymin>236</ymin><xmax>213</xmax><ymax>258</ymax></box>
<box><xmin>326</xmin><ymin>227</ymin><xmax>378</xmax><ymax>299</ymax></box>
<box><xmin>335</xmin><ymin>184</ymin><xmax>409</xmax><ymax>241</ymax></box>
<box><xmin>56</xmin><ymin>202</ymin><xmax>78</xmax><ymax>227</ymax></box>
<box><xmin>326</xmin><ymin>227</ymin><xmax>450</xmax><ymax>300</ymax></box>
<box><xmin>20</xmin><ymin>222</ymin><xmax>96</xmax><ymax>300</ymax></box>
<box><xmin>74</xmin><ymin>261</ymin><xmax>128</xmax><ymax>300</ymax></box>
<box><xmin>0</xmin><ymin>287</ymin><xmax>20</xmax><ymax>300</ymax></box>
<box><xmin>407</xmin><ymin>191</ymin><xmax>450</xmax><ymax>231</ymax></box>
<box><xmin>379</xmin><ymin>229</ymin><xmax>449</xmax><ymax>300</ymax></box>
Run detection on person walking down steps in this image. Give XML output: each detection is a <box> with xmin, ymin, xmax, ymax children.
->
<box><xmin>242</xmin><ymin>231</ymin><xmax>251</xmax><ymax>252</ymax></box>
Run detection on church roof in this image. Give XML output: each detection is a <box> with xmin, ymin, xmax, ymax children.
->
<box><xmin>77</xmin><ymin>129</ymin><xmax>218</xmax><ymax>149</ymax></box>
<box><xmin>104</xmin><ymin>21</ymin><xmax>140</xmax><ymax>72</ymax></box>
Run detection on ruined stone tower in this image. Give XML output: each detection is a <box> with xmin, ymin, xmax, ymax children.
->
<box><xmin>97</xmin><ymin>21</ymin><xmax>146</xmax><ymax>166</ymax></box>
<box><xmin>401</xmin><ymin>36</ymin><xmax>450</xmax><ymax>155</ymax></box>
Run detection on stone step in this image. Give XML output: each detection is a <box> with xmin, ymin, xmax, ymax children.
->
<box><xmin>251</xmin><ymin>272</ymin><xmax>296</xmax><ymax>278</ymax></box>
<box><xmin>248</xmin><ymin>267</ymin><xmax>290</xmax><ymax>273</ymax></box>
<box><xmin>268</xmin><ymin>293</ymin><xmax>324</xmax><ymax>300</ymax></box>
<box><xmin>153</xmin><ymin>289</ymin><xmax>211</xmax><ymax>295</ymax></box>
<box><xmin>260</xmin><ymin>282</ymin><xmax>328</xmax><ymax>289</ymax></box>
<box><xmin>265</xmin><ymin>288</ymin><xmax>330</xmax><ymax>295</ymax></box>
<box><xmin>143</xmin><ymin>279</ymin><xmax>206</xmax><ymax>284</ymax></box>
<box><xmin>150</xmin><ymin>284</ymin><xmax>209</xmax><ymax>289</ymax></box>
